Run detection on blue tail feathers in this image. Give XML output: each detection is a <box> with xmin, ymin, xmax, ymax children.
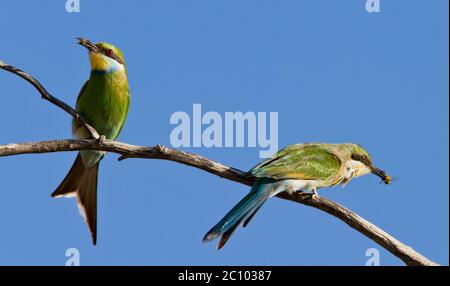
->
<box><xmin>203</xmin><ymin>178</ymin><xmax>276</xmax><ymax>249</ymax></box>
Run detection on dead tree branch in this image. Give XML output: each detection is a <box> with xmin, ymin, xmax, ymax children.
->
<box><xmin>0</xmin><ymin>61</ymin><xmax>439</xmax><ymax>266</ymax></box>
<box><xmin>0</xmin><ymin>60</ymin><xmax>99</xmax><ymax>139</ymax></box>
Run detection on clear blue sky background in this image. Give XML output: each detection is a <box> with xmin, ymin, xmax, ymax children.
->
<box><xmin>0</xmin><ymin>0</ymin><xmax>448</xmax><ymax>266</ymax></box>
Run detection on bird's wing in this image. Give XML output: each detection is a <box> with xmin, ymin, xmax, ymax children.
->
<box><xmin>114</xmin><ymin>89</ymin><xmax>130</xmax><ymax>140</ymax></box>
<box><xmin>249</xmin><ymin>144</ymin><xmax>342</xmax><ymax>180</ymax></box>
<box><xmin>72</xmin><ymin>80</ymin><xmax>90</xmax><ymax>138</ymax></box>
<box><xmin>75</xmin><ymin>80</ymin><xmax>89</xmax><ymax>107</ymax></box>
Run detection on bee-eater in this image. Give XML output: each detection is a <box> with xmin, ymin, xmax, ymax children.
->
<box><xmin>51</xmin><ymin>38</ymin><xmax>130</xmax><ymax>245</ymax></box>
<box><xmin>203</xmin><ymin>143</ymin><xmax>391</xmax><ymax>249</ymax></box>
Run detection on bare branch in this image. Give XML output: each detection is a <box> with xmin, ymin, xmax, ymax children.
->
<box><xmin>0</xmin><ymin>61</ymin><xmax>99</xmax><ymax>139</ymax></box>
<box><xmin>0</xmin><ymin>61</ymin><xmax>439</xmax><ymax>266</ymax></box>
<box><xmin>0</xmin><ymin>139</ymin><xmax>439</xmax><ymax>266</ymax></box>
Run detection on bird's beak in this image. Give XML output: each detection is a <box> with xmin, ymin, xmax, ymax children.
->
<box><xmin>371</xmin><ymin>165</ymin><xmax>391</xmax><ymax>185</ymax></box>
<box><xmin>76</xmin><ymin>37</ymin><xmax>99</xmax><ymax>53</ymax></box>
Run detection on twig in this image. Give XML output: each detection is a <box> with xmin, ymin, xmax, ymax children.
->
<box><xmin>0</xmin><ymin>61</ymin><xmax>99</xmax><ymax>139</ymax></box>
<box><xmin>0</xmin><ymin>61</ymin><xmax>439</xmax><ymax>266</ymax></box>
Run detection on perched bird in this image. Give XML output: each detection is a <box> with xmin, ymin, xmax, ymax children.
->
<box><xmin>51</xmin><ymin>38</ymin><xmax>130</xmax><ymax>245</ymax></box>
<box><xmin>203</xmin><ymin>143</ymin><xmax>391</xmax><ymax>250</ymax></box>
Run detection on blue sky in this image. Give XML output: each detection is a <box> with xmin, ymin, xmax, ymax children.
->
<box><xmin>0</xmin><ymin>0</ymin><xmax>448</xmax><ymax>266</ymax></box>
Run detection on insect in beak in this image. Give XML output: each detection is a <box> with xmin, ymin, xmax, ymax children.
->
<box><xmin>76</xmin><ymin>37</ymin><xmax>100</xmax><ymax>53</ymax></box>
<box><xmin>371</xmin><ymin>165</ymin><xmax>391</xmax><ymax>185</ymax></box>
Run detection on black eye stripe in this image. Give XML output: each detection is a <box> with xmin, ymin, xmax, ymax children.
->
<box><xmin>100</xmin><ymin>48</ymin><xmax>124</xmax><ymax>64</ymax></box>
<box><xmin>351</xmin><ymin>153</ymin><xmax>371</xmax><ymax>165</ymax></box>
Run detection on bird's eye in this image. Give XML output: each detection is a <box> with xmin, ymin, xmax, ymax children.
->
<box><xmin>106</xmin><ymin>49</ymin><xmax>113</xmax><ymax>56</ymax></box>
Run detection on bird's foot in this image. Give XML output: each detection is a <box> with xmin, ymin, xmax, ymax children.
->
<box><xmin>311</xmin><ymin>189</ymin><xmax>319</xmax><ymax>199</ymax></box>
<box><xmin>98</xmin><ymin>135</ymin><xmax>106</xmax><ymax>143</ymax></box>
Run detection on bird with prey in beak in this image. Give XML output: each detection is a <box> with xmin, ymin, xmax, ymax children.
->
<box><xmin>203</xmin><ymin>143</ymin><xmax>391</xmax><ymax>250</ymax></box>
<box><xmin>52</xmin><ymin>38</ymin><xmax>130</xmax><ymax>245</ymax></box>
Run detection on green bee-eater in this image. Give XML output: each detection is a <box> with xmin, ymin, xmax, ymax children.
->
<box><xmin>203</xmin><ymin>143</ymin><xmax>391</xmax><ymax>249</ymax></box>
<box><xmin>51</xmin><ymin>38</ymin><xmax>130</xmax><ymax>245</ymax></box>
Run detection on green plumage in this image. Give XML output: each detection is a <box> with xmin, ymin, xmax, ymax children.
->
<box><xmin>75</xmin><ymin>74</ymin><xmax>129</xmax><ymax>141</ymax></box>
<box><xmin>205</xmin><ymin>143</ymin><xmax>390</xmax><ymax>249</ymax></box>
<box><xmin>52</xmin><ymin>39</ymin><xmax>130</xmax><ymax>245</ymax></box>
<box><xmin>73</xmin><ymin>72</ymin><xmax>130</xmax><ymax>167</ymax></box>
<box><xmin>250</xmin><ymin>144</ymin><xmax>342</xmax><ymax>181</ymax></box>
